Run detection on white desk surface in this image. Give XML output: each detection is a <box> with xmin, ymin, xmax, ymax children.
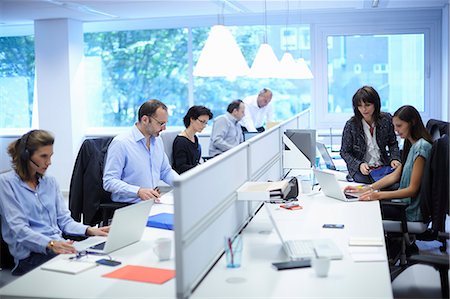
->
<box><xmin>191</xmin><ymin>192</ymin><xmax>393</xmax><ymax>298</ymax></box>
<box><xmin>0</xmin><ymin>201</ymin><xmax>176</xmax><ymax>299</ymax></box>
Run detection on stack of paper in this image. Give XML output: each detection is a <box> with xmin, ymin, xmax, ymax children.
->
<box><xmin>348</xmin><ymin>237</ymin><xmax>386</xmax><ymax>262</ymax></box>
<box><xmin>237</xmin><ymin>180</ymin><xmax>290</xmax><ymax>201</ymax></box>
<box><xmin>41</xmin><ymin>258</ymin><xmax>97</xmax><ymax>274</ymax></box>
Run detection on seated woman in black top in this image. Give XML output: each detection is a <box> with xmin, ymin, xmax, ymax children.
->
<box><xmin>172</xmin><ymin>106</ymin><xmax>213</xmax><ymax>174</ymax></box>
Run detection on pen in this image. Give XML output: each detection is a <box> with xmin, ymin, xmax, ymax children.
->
<box><xmin>228</xmin><ymin>237</ymin><xmax>234</xmax><ymax>266</ymax></box>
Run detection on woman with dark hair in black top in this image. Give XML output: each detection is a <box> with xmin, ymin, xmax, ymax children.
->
<box><xmin>340</xmin><ymin>86</ymin><xmax>401</xmax><ymax>183</ymax></box>
<box><xmin>172</xmin><ymin>106</ymin><xmax>213</xmax><ymax>174</ymax></box>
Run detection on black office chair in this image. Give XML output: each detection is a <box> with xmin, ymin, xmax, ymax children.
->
<box><xmin>381</xmin><ymin>132</ymin><xmax>449</xmax><ymax>298</ymax></box>
<box><xmin>69</xmin><ymin>137</ymin><xmax>129</xmax><ymax>226</ymax></box>
<box><xmin>0</xmin><ymin>220</ymin><xmax>14</xmax><ymax>270</ymax></box>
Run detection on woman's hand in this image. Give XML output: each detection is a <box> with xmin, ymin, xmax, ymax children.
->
<box><xmin>359</xmin><ymin>163</ymin><xmax>370</xmax><ymax>175</ymax></box>
<box><xmin>86</xmin><ymin>226</ymin><xmax>109</xmax><ymax>236</ymax></box>
<box><xmin>344</xmin><ymin>185</ymin><xmax>369</xmax><ymax>193</ymax></box>
<box><xmin>49</xmin><ymin>240</ymin><xmax>77</xmax><ymax>254</ymax></box>
<box><xmin>390</xmin><ymin>160</ymin><xmax>401</xmax><ymax>169</ymax></box>
<box><xmin>359</xmin><ymin>189</ymin><xmax>381</xmax><ymax>201</ymax></box>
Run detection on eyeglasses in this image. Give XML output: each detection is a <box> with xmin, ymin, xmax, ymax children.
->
<box><xmin>196</xmin><ymin>119</ymin><xmax>208</xmax><ymax>126</ymax></box>
<box><xmin>150</xmin><ymin>115</ymin><xmax>167</xmax><ymax>127</ymax></box>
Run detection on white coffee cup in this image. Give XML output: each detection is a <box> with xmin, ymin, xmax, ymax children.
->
<box><xmin>312</xmin><ymin>256</ymin><xmax>330</xmax><ymax>277</ymax></box>
<box><xmin>300</xmin><ymin>180</ymin><xmax>312</xmax><ymax>194</ymax></box>
<box><xmin>153</xmin><ymin>237</ymin><xmax>172</xmax><ymax>261</ymax></box>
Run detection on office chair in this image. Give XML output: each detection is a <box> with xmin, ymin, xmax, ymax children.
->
<box><xmin>69</xmin><ymin>137</ymin><xmax>129</xmax><ymax>226</ymax></box>
<box><xmin>0</xmin><ymin>220</ymin><xmax>14</xmax><ymax>270</ymax></box>
<box><xmin>160</xmin><ymin>130</ymin><xmax>181</xmax><ymax>166</ymax></box>
<box><xmin>381</xmin><ymin>132</ymin><xmax>449</xmax><ymax>298</ymax></box>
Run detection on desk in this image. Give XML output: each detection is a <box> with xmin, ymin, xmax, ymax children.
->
<box><xmin>191</xmin><ymin>192</ymin><xmax>393</xmax><ymax>298</ymax></box>
<box><xmin>0</xmin><ymin>202</ymin><xmax>175</xmax><ymax>299</ymax></box>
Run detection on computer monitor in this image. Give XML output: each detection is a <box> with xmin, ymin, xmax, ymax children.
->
<box><xmin>284</xmin><ymin>129</ymin><xmax>316</xmax><ymax>168</ymax></box>
<box><xmin>243</xmin><ymin>131</ymin><xmax>260</xmax><ymax>141</ymax></box>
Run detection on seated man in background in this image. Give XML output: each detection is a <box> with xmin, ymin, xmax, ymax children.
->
<box><xmin>103</xmin><ymin>99</ymin><xmax>178</xmax><ymax>203</ymax></box>
<box><xmin>209</xmin><ymin>100</ymin><xmax>245</xmax><ymax>157</ymax></box>
<box><xmin>240</xmin><ymin>88</ymin><xmax>273</xmax><ymax>133</ymax></box>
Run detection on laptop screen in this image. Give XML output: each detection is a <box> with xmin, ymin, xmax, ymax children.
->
<box><xmin>316</xmin><ymin>142</ymin><xmax>336</xmax><ymax>170</ymax></box>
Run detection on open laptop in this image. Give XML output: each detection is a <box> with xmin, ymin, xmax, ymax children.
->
<box><xmin>316</xmin><ymin>142</ymin><xmax>347</xmax><ymax>172</ymax></box>
<box><xmin>264</xmin><ymin>204</ymin><xmax>343</xmax><ymax>260</ymax></box>
<box><xmin>75</xmin><ymin>200</ymin><xmax>153</xmax><ymax>254</ymax></box>
<box><xmin>313</xmin><ymin>169</ymin><xmax>360</xmax><ymax>202</ymax></box>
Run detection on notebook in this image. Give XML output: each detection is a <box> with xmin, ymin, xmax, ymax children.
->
<box><xmin>316</xmin><ymin>142</ymin><xmax>347</xmax><ymax>172</ymax></box>
<box><xmin>75</xmin><ymin>200</ymin><xmax>153</xmax><ymax>254</ymax></box>
<box><xmin>264</xmin><ymin>204</ymin><xmax>343</xmax><ymax>260</ymax></box>
<box><xmin>313</xmin><ymin>169</ymin><xmax>360</xmax><ymax>202</ymax></box>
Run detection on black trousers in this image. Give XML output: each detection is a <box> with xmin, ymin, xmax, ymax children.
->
<box><xmin>12</xmin><ymin>251</ymin><xmax>57</xmax><ymax>276</ymax></box>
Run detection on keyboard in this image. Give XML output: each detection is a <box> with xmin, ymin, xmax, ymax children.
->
<box><xmin>285</xmin><ymin>240</ymin><xmax>315</xmax><ymax>259</ymax></box>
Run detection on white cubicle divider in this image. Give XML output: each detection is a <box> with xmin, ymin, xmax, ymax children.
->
<box><xmin>173</xmin><ymin>111</ymin><xmax>310</xmax><ymax>299</ymax></box>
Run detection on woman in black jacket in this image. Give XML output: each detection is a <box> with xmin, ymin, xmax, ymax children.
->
<box><xmin>340</xmin><ymin>86</ymin><xmax>401</xmax><ymax>183</ymax></box>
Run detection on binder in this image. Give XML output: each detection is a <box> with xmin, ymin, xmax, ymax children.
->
<box><xmin>147</xmin><ymin>213</ymin><xmax>173</xmax><ymax>230</ymax></box>
<box><xmin>237</xmin><ymin>180</ymin><xmax>290</xmax><ymax>201</ymax></box>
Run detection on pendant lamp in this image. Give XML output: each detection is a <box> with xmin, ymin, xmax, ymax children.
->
<box><xmin>248</xmin><ymin>0</ymin><xmax>280</xmax><ymax>78</ymax></box>
<box><xmin>193</xmin><ymin>25</ymin><xmax>249</xmax><ymax>77</ymax></box>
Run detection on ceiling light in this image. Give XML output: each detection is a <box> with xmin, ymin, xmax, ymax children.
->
<box><xmin>193</xmin><ymin>25</ymin><xmax>249</xmax><ymax>77</ymax></box>
<box><xmin>297</xmin><ymin>58</ymin><xmax>314</xmax><ymax>79</ymax></box>
<box><xmin>248</xmin><ymin>0</ymin><xmax>280</xmax><ymax>78</ymax></box>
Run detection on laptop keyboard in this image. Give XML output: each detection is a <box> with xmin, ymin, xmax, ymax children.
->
<box><xmin>90</xmin><ymin>242</ymin><xmax>106</xmax><ymax>250</ymax></box>
<box><xmin>286</xmin><ymin>240</ymin><xmax>315</xmax><ymax>259</ymax></box>
<box><xmin>345</xmin><ymin>193</ymin><xmax>358</xmax><ymax>199</ymax></box>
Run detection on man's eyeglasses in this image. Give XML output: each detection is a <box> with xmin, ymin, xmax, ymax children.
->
<box><xmin>196</xmin><ymin>119</ymin><xmax>208</xmax><ymax>125</ymax></box>
<box><xmin>150</xmin><ymin>115</ymin><xmax>167</xmax><ymax>127</ymax></box>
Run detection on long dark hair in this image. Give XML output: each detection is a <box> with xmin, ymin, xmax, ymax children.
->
<box><xmin>351</xmin><ymin>86</ymin><xmax>381</xmax><ymax>125</ymax></box>
<box><xmin>393</xmin><ymin>105</ymin><xmax>432</xmax><ymax>164</ymax></box>
<box><xmin>7</xmin><ymin>130</ymin><xmax>54</xmax><ymax>181</ymax></box>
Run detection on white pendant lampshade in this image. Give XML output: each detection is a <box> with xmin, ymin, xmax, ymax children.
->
<box><xmin>193</xmin><ymin>25</ymin><xmax>249</xmax><ymax>77</ymax></box>
<box><xmin>248</xmin><ymin>43</ymin><xmax>280</xmax><ymax>78</ymax></box>
<box><xmin>297</xmin><ymin>57</ymin><xmax>314</xmax><ymax>79</ymax></box>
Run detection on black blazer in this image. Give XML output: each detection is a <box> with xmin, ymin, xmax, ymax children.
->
<box><xmin>69</xmin><ymin>137</ymin><xmax>113</xmax><ymax>225</ymax></box>
<box><xmin>340</xmin><ymin>112</ymin><xmax>400</xmax><ymax>178</ymax></box>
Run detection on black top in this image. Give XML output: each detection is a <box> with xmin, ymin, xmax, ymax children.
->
<box><xmin>172</xmin><ymin>135</ymin><xmax>201</xmax><ymax>174</ymax></box>
<box><xmin>340</xmin><ymin>112</ymin><xmax>400</xmax><ymax>178</ymax></box>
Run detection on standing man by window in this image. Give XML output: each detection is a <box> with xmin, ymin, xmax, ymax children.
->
<box><xmin>240</xmin><ymin>88</ymin><xmax>273</xmax><ymax>133</ymax></box>
<box><xmin>209</xmin><ymin>100</ymin><xmax>245</xmax><ymax>157</ymax></box>
<box><xmin>103</xmin><ymin>99</ymin><xmax>178</xmax><ymax>203</ymax></box>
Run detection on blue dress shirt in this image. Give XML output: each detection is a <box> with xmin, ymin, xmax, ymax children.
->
<box><xmin>0</xmin><ymin>171</ymin><xmax>88</xmax><ymax>264</ymax></box>
<box><xmin>103</xmin><ymin>124</ymin><xmax>176</xmax><ymax>203</ymax></box>
<box><xmin>209</xmin><ymin>113</ymin><xmax>244</xmax><ymax>156</ymax></box>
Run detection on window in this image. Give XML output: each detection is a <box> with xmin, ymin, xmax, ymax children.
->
<box><xmin>0</xmin><ymin>35</ymin><xmax>35</xmax><ymax>129</ymax></box>
<box><xmin>192</xmin><ymin>25</ymin><xmax>312</xmax><ymax>123</ymax></box>
<box><xmin>327</xmin><ymin>34</ymin><xmax>424</xmax><ymax>114</ymax></box>
<box><xmin>84</xmin><ymin>29</ymin><xmax>189</xmax><ymax>127</ymax></box>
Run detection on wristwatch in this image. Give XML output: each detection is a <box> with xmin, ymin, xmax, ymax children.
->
<box><xmin>48</xmin><ymin>240</ymin><xmax>55</xmax><ymax>249</ymax></box>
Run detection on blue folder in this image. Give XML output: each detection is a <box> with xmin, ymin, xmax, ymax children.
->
<box><xmin>147</xmin><ymin>213</ymin><xmax>173</xmax><ymax>230</ymax></box>
<box><xmin>369</xmin><ymin>166</ymin><xmax>394</xmax><ymax>182</ymax></box>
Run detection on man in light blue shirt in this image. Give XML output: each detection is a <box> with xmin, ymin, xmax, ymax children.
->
<box><xmin>209</xmin><ymin>100</ymin><xmax>245</xmax><ymax>157</ymax></box>
<box><xmin>103</xmin><ymin>99</ymin><xmax>178</xmax><ymax>203</ymax></box>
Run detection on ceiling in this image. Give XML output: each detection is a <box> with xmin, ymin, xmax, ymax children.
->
<box><xmin>0</xmin><ymin>0</ymin><xmax>448</xmax><ymax>26</ymax></box>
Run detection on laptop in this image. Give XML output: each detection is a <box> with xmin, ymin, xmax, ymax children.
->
<box><xmin>243</xmin><ymin>131</ymin><xmax>260</xmax><ymax>141</ymax></box>
<box><xmin>313</xmin><ymin>169</ymin><xmax>360</xmax><ymax>202</ymax></box>
<box><xmin>75</xmin><ymin>200</ymin><xmax>153</xmax><ymax>254</ymax></box>
<box><xmin>264</xmin><ymin>204</ymin><xmax>343</xmax><ymax>260</ymax></box>
<box><xmin>316</xmin><ymin>142</ymin><xmax>347</xmax><ymax>172</ymax></box>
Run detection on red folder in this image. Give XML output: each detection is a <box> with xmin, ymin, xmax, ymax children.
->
<box><xmin>103</xmin><ymin>265</ymin><xmax>175</xmax><ymax>284</ymax></box>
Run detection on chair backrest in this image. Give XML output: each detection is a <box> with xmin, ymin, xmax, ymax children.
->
<box><xmin>419</xmin><ymin>134</ymin><xmax>449</xmax><ymax>231</ymax></box>
<box><xmin>160</xmin><ymin>130</ymin><xmax>181</xmax><ymax>165</ymax></box>
<box><xmin>426</xmin><ymin>119</ymin><xmax>449</xmax><ymax>141</ymax></box>
<box><xmin>69</xmin><ymin>137</ymin><xmax>114</xmax><ymax>225</ymax></box>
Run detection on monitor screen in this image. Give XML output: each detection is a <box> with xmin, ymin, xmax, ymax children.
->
<box><xmin>284</xmin><ymin>129</ymin><xmax>316</xmax><ymax>167</ymax></box>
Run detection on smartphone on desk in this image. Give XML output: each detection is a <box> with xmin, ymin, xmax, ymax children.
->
<box><xmin>323</xmin><ymin>224</ymin><xmax>344</xmax><ymax>229</ymax></box>
<box><xmin>272</xmin><ymin>259</ymin><xmax>311</xmax><ymax>270</ymax></box>
<box><xmin>96</xmin><ymin>258</ymin><xmax>121</xmax><ymax>267</ymax></box>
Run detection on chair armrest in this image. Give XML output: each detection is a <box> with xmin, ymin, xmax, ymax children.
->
<box><xmin>381</xmin><ymin>201</ymin><xmax>409</xmax><ymax>234</ymax></box>
<box><xmin>409</xmin><ymin>254</ymin><xmax>449</xmax><ymax>269</ymax></box>
<box><xmin>62</xmin><ymin>233</ymin><xmax>88</xmax><ymax>242</ymax></box>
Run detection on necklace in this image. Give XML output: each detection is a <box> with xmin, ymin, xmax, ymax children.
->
<box><xmin>183</xmin><ymin>129</ymin><xmax>195</xmax><ymax>142</ymax></box>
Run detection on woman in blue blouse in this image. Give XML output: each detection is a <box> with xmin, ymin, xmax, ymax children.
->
<box><xmin>0</xmin><ymin>130</ymin><xmax>109</xmax><ymax>275</ymax></box>
<box><xmin>345</xmin><ymin>105</ymin><xmax>433</xmax><ymax>222</ymax></box>
<box><xmin>172</xmin><ymin>106</ymin><xmax>213</xmax><ymax>174</ymax></box>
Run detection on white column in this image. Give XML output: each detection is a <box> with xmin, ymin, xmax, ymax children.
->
<box><xmin>34</xmin><ymin>19</ymin><xmax>85</xmax><ymax>192</ymax></box>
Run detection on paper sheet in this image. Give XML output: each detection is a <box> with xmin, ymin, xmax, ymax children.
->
<box><xmin>41</xmin><ymin>258</ymin><xmax>97</xmax><ymax>274</ymax></box>
<box><xmin>103</xmin><ymin>265</ymin><xmax>175</xmax><ymax>284</ymax></box>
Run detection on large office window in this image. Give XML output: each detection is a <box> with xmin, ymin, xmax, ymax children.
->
<box><xmin>327</xmin><ymin>34</ymin><xmax>424</xmax><ymax>114</ymax></box>
<box><xmin>0</xmin><ymin>35</ymin><xmax>35</xmax><ymax>129</ymax></box>
<box><xmin>84</xmin><ymin>29</ymin><xmax>189</xmax><ymax>127</ymax></box>
<box><xmin>192</xmin><ymin>25</ymin><xmax>312</xmax><ymax>123</ymax></box>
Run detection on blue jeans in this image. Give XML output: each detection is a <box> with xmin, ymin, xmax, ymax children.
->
<box><xmin>352</xmin><ymin>171</ymin><xmax>373</xmax><ymax>184</ymax></box>
<box><xmin>12</xmin><ymin>252</ymin><xmax>57</xmax><ymax>276</ymax></box>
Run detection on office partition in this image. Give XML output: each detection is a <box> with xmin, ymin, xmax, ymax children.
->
<box><xmin>173</xmin><ymin>111</ymin><xmax>310</xmax><ymax>299</ymax></box>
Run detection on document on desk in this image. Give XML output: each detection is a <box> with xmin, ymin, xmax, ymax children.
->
<box><xmin>159</xmin><ymin>191</ymin><xmax>174</xmax><ymax>205</ymax></box>
<box><xmin>103</xmin><ymin>265</ymin><xmax>175</xmax><ymax>284</ymax></box>
<box><xmin>41</xmin><ymin>258</ymin><xmax>97</xmax><ymax>274</ymax></box>
<box><xmin>349</xmin><ymin>246</ymin><xmax>386</xmax><ymax>262</ymax></box>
